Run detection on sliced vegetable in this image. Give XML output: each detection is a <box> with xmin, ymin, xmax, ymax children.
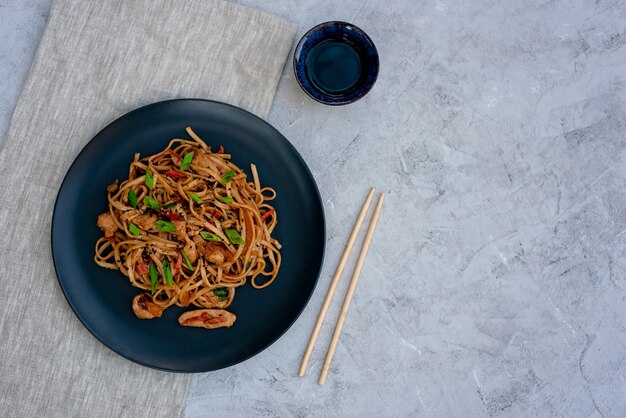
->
<box><xmin>136</xmin><ymin>261</ymin><xmax>149</xmax><ymax>275</ymax></box>
<box><xmin>163</xmin><ymin>259</ymin><xmax>174</xmax><ymax>286</ymax></box>
<box><xmin>218</xmin><ymin>196</ymin><xmax>234</xmax><ymax>203</ymax></box>
<box><xmin>244</xmin><ymin>262</ymin><xmax>251</xmax><ymax>270</ymax></box>
<box><xmin>129</xmin><ymin>223</ymin><xmax>141</xmax><ymax>236</ymax></box>
<box><xmin>165</xmin><ymin>170</ymin><xmax>187</xmax><ymax>179</ymax></box>
<box><xmin>128</xmin><ymin>190</ymin><xmax>138</xmax><ymax>208</ymax></box>
<box><xmin>181</xmin><ymin>249</ymin><xmax>193</xmax><ymax>270</ymax></box>
<box><xmin>224</xmin><ymin>229</ymin><xmax>244</xmax><ymax>245</ymax></box>
<box><xmin>221</xmin><ymin>169</ymin><xmax>235</xmax><ymax>184</ymax></box>
<box><xmin>149</xmin><ymin>264</ymin><xmax>158</xmax><ymax>295</ymax></box>
<box><xmin>143</xmin><ymin>195</ymin><xmax>161</xmax><ymax>210</ymax></box>
<box><xmin>180</xmin><ymin>151</ymin><xmax>195</xmax><ymax>171</ymax></box>
<box><xmin>145</xmin><ymin>170</ymin><xmax>154</xmax><ymax>190</ymax></box>
<box><xmin>163</xmin><ymin>202</ymin><xmax>178</xmax><ymax>209</ymax></box>
<box><xmin>199</xmin><ymin>231</ymin><xmax>222</xmax><ymax>242</ymax></box>
<box><xmin>212</xmin><ymin>209</ymin><xmax>224</xmax><ymax>220</ymax></box>
<box><xmin>261</xmin><ymin>208</ymin><xmax>274</xmax><ymax>222</ymax></box>
<box><xmin>168</xmin><ymin>149</ymin><xmax>182</xmax><ymax>160</ymax></box>
<box><xmin>190</xmin><ymin>193</ymin><xmax>202</xmax><ymax>204</ymax></box>
<box><xmin>155</xmin><ymin>220</ymin><xmax>176</xmax><ymax>233</ymax></box>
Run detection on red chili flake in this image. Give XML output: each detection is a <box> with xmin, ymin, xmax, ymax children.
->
<box><xmin>162</xmin><ymin>210</ymin><xmax>182</xmax><ymax>221</ymax></box>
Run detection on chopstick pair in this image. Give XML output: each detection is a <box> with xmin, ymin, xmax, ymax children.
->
<box><xmin>298</xmin><ymin>187</ymin><xmax>385</xmax><ymax>385</ymax></box>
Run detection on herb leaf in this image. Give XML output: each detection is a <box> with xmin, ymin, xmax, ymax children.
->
<box><xmin>149</xmin><ymin>264</ymin><xmax>158</xmax><ymax>295</ymax></box>
<box><xmin>180</xmin><ymin>151</ymin><xmax>195</xmax><ymax>171</ymax></box>
<box><xmin>163</xmin><ymin>259</ymin><xmax>174</xmax><ymax>286</ymax></box>
<box><xmin>143</xmin><ymin>196</ymin><xmax>161</xmax><ymax>210</ymax></box>
<box><xmin>221</xmin><ymin>169</ymin><xmax>236</xmax><ymax>184</ymax></box>
<box><xmin>181</xmin><ymin>249</ymin><xmax>193</xmax><ymax>270</ymax></box>
<box><xmin>225</xmin><ymin>229</ymin><xmax>244</xmax><ymax>245</ymax></box>
<box><xmin>190</xmin><ymin>193</ymin><xmax>202</xmax><ymax>204</ymax></box>
<box><xmin>145</xmin><ymin>170</ymin><xmax>154</xmax><ymax>190</ymax></box>
<box><xmin>128</xmin><ymin>190</ymin><xmax>138</xmax><ymax>208</ymax></box>
<box><xmin>129</xmin><ymin>223</ymin><xmax>141</xmax><ymax>236</ymax></box>
<box><xmin>218</xmin><ymin>196</ymin><xmax>234</xmax><ymax>203</ymax></box>
<box><xmin>155</xmin><ymin>220</ymin><xmax>176</xmax><ymax>233</ymax></box>
<box><xmin>199</xmin><ymin>231</ymin><xmax>222</xmax><ymax>241</ymax></box>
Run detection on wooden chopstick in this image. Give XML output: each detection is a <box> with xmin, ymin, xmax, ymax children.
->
<box><xmin>318</xmin><ymin>192</ymin><xmax>385</xmax><ymax>385</ymax></box>
<box><xmin>298</xmin><ymin>187</ymin><xmax>376</xmax><ymax>377</ymax></box>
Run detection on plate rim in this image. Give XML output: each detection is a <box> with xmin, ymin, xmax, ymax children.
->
<box><xmin>51</xmin><ymin>98</ymin><xmax>326</xmax><ymax>373</ymax></box>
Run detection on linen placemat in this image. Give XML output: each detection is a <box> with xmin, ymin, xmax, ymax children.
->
<box><xmin>0</xmin><ymin>0</ymin><xmax>295</xmax><ymax>416</ymax></box>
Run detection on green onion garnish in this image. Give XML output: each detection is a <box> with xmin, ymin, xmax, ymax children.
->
<box><xmin>218</xmin><ymin>196</ymin><xmax>234</xmax><ymax>203</ymax></box>
<box><xmin>190</xmin><ymin>193</ymin><xmax>202</xmax><ymax>204</ymax></box>
<box><xmin>213</xmin><ymin>288</ymin><xmax>228</xmax><ymax>296</ymax></box>
<box><xmin>180</xmin><ymin>151</ymin><xmax>195</xmax><ymax>171</ymax></box>
<box><xmin>149</xmin><ymin>264</ymin><xmax>158</xmax><ymax>295</ymax></box>
<box><xmin>199</xmin><ymin>231</ymin><xmax>222</xmax><ymax>241</ymax></box>
<box><xmin>143</xmin><ymin>196</ymin><xmax>161</xmax><ymax>210</ymax></box>
<box><xmin>181</xmin><ymin>249</ymin><xmax>193</xmax><ymax>270</ymax></box>
<box><xmin>224</xmin><ymin>229</ymin><xmax>244</xmax><ymax>245</ymax></box>
<box><xmin>145</xmin><ymin>170</ymin><xmax>154</xmax><ymax>190</ymax></box>
<box><xmin>244</xmin><ymin>262</ymin><xmax>251</xmax><ymax>270</ymax></box>
<box><xmin>128</xmin><ymin>223</ymin><xmax>140</xmax><ymax>236</ymax></box>
<box><xmin>213</xmin><ymin>288</ymin><xmax>228</xmax><ymax>301</ymax></box>
<box><xmin>155</xmin><ymin>220</ymin><xmax>176</xmax><ymax>233</ymax></box>
<box><xmin>128</xmin><ymin>190</ymin><xmax>138</xmax><ymax>208</ymax></box>
<box><xmin>221</xmin><ymin>169</ymin><xmax>235</xmax><ymax>184</ymax></box>
<box><xmin>163</xmin><ymin>202</ymin><xmax>178</xmax><ymax>209</ymax></box>
<box><xmin>163</xmin><ymin>259</ymin><xmax>174</xmax><ymax>286</ymax></box>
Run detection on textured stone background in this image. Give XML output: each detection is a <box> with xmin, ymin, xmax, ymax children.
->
<box><xmin>2</xmin><ymin>0</ymin><xmax>625</xmax><ymax>416</ymax></box>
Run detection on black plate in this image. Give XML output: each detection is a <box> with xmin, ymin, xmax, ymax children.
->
<box><xmin>51</xmin><ymin>99</ymin><xmax>325</xmax><ymax>372</ymax></box>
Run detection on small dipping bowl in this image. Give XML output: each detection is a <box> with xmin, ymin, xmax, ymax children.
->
<box><xmin>293</xmin><ymin>21</ymin><xmax>379</xmax><ymax>106</ymax></box>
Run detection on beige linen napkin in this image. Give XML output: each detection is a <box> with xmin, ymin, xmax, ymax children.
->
<box><xmin>0</xmin><ymin>0</ymin><xmax>295</xmax><ymax>416</ymax></box>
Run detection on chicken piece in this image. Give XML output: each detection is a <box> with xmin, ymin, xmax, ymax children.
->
<box><xmin>183</xmin><ymin>240</ymin><xmax>198</xmax><ymax>264</ymax></box>
<box><xmin>191</xmin><ymin>150</ymin><xmax>213</xmax><ymax>168</ymax></box>
<box><xmin>204</xmin><ymin>242</ymin><xmax>230</xmax><ymax>266</ymax></box>
<box><xmin>174</xmin><ymin>220</ymin><xmax>186</xmax><ymax>238</ymax></box>
<box><xmin>178</xmin><ymin>309</ymin><xmax>236</xmax><ymax>329</ymax></box>
<box><xmin>133</xmin><ymin>213</ymin><xmax>157</xmax><ymax>230</ymax></box>
<box><xmin>193</xmin><ymin>234</ymin><xmax>205</xmax><ymax>255</ymax></box>
<box><xmin>97</xmin><ymin>213</ymin><xmax>118</xmax><ymax>238</ymax></box>
<box><xmin>132</xmin><ymin>294</ymin><xmax>164</xmax><ymax>319</ymax></box>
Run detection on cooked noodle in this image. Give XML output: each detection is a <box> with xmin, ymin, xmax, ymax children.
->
<box><xmin>94</xmin><ymin>127</ymin><xmax>281</xmax><ymax>328</ymax></box>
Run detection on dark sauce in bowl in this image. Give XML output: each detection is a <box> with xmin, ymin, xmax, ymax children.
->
<box><xmin>305</xmin><ymin>40</ymin><xmax>363</xmax><ymax>95</ymax></box>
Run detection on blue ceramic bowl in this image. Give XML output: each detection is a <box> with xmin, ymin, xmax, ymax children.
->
<box><xmin>293</xmin><ymin>21</ymin><xmax>379</xmax><ymax>106</ymax></box>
